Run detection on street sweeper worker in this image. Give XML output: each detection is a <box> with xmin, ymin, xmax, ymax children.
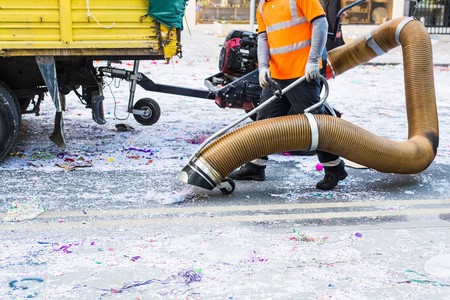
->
<box><xmin>229</xmin><ymin>0</ymin><xmax>347</xmax><ymax>190</ymax></box>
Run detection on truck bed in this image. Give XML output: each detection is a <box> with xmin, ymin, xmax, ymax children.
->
<box><xmin>0</xmin><ymin>0</ymin><xmax>180</xmax><ymax>59</ymax></box>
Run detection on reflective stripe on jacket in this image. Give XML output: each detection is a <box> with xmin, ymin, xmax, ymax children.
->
<box><xmin>257</xmin><ymin>0</ymin><xmax>325</xmax><ymax>79</ymax></box>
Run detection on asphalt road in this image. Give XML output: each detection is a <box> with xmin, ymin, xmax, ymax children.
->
<box><xmin>0</xmin><ymin>159</ymin><xmax>449</xmax><ymax>299</ymax></box>
<box><xmin>1</xmin><ymin>157</ymin><xmax>449</xmax><ymax>225</ymax></box>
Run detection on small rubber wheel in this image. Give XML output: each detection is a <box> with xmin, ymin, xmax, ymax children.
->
<box><xmin>219</xmin><ymin>178</ymin><xmax>236</xmax><ymax>195</ymax></box>
<box><xmin>0</xmin><ymin>82</ymin><xmax>20</xmax><ymax>161</ymax></box>
<box><xmin>133</xmin><ymin>98</ymin><xmax>161</xmax><ymax>126</ymax></box>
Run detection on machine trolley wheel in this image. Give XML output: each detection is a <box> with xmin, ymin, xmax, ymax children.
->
<box><xmin>0</xmin><ymin>82</ymin><xmax>21</xmax><ymax>161</ymax></box>
<box><xmin>133</xmin><ymin>98</ymin><xmax>161</xmax><ymax>126</ymax></box>
<box><xmin>219</xmin><ymin>178</ymin><xmax>236</xmax><ymax>195</ymax></box>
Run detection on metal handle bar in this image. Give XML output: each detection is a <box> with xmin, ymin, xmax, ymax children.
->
<box><xmin>188</xmin><ymin>75</ymin><xmax>329</xmax><ymax>161</ymax></box>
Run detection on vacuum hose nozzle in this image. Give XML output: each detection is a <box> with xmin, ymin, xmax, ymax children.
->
<box><xmin>178</xmin><ymin>157</ymin><xmax>221</xmax><ymax>190</ymax></box>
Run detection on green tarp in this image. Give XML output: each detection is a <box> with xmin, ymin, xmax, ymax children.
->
<box><xmin>148</xmin><ymin>0</ymin><xmax>189</xmax><ymax>29</ymax></box>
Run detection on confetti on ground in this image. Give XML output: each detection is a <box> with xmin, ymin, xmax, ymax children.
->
<box><xmin>56</xmin><ymin>157</ymin><xmax>93</xmax><ymax>171</ymax></box>
<box><xmin>178</xmin><ymin>134</ymin><xmax>207</xmax><ymax>144</ymax></box>
<box><xmin>74</xmin><ymin>269</ymin><xmax>202</xmax><ymax>296</ymax></box>
<box><xmin>3</xmin><ymin>199</ymin><xmax>46</xmax><ymax>222</ymax></box>
<box><xmin>399</xmin><ymin>270</ymin><xmax>450</xmax><ymax>286</ymax></box>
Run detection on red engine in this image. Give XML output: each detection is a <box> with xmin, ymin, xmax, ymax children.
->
<box><xmin>218</xmin><ymin>30</ymin><xmax>258</xmax><ymax>76</ymax></box>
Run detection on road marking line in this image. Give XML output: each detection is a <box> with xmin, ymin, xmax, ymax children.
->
<box><xmin>1</xmin><ymin>208</ymin><xmax>449</xmax><ymax>231</ymax></box>
<box><xmin>38</xmin><ymin>198</ymin><xmax>450</xmax><ymax>219</ymax></box>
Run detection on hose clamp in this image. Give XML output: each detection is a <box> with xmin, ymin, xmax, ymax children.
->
<box><xmin>191</xmin><ymin>157</ymin><xmax>222</xmax><ymax>188</ymax></box>
<box><xmin>395</xmin><ymin>17</ymin><xmax>415</xmax><ymax>45</ymax></box>
<box><xmin>365</xmin><ymin>32</ymin><xmax>386</xmax><ymax>56</ymax></box>
<box><xmin>304</xmin><ymin>113</ymin><xmax>319</xmax><ymax>151</ymax></box>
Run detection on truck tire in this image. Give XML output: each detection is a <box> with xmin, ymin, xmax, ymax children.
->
<box><xmin>0</xmin><ymin>83</ymin><xmax>21</xmax><ymax>161</ymax></box>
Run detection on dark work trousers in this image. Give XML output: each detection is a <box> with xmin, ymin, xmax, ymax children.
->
<box><xmin>257</xmin><ymin>78</ymin><xmax>341</xmax><ymax>168</ymax></box>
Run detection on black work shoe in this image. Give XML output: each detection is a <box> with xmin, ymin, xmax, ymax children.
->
<box><xmin>316</xmin><ymin>169</ymin><xmax>348</xmax><ymax>190</ymax></box>
<box><xmin>229</xmin><ymin>162</ymin><xmax>266</xmax><ymax>181</ymax></box>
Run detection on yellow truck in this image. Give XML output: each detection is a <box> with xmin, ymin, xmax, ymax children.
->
<box><xmin>0</xmin><ymin>0</ymin><xmax>191</xmax><ymax>160</ymax></box>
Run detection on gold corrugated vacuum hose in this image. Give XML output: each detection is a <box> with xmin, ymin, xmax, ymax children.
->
<box><xmin>178</xmin><ymin>17</ymin><xmax>439</xmax><ymax>191</ymax></box>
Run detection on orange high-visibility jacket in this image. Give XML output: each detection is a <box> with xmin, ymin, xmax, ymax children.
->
<box><xmin>256</xmin><ymin>0</ymin><xmax>326</xmax><ymax>79</ymax></box>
